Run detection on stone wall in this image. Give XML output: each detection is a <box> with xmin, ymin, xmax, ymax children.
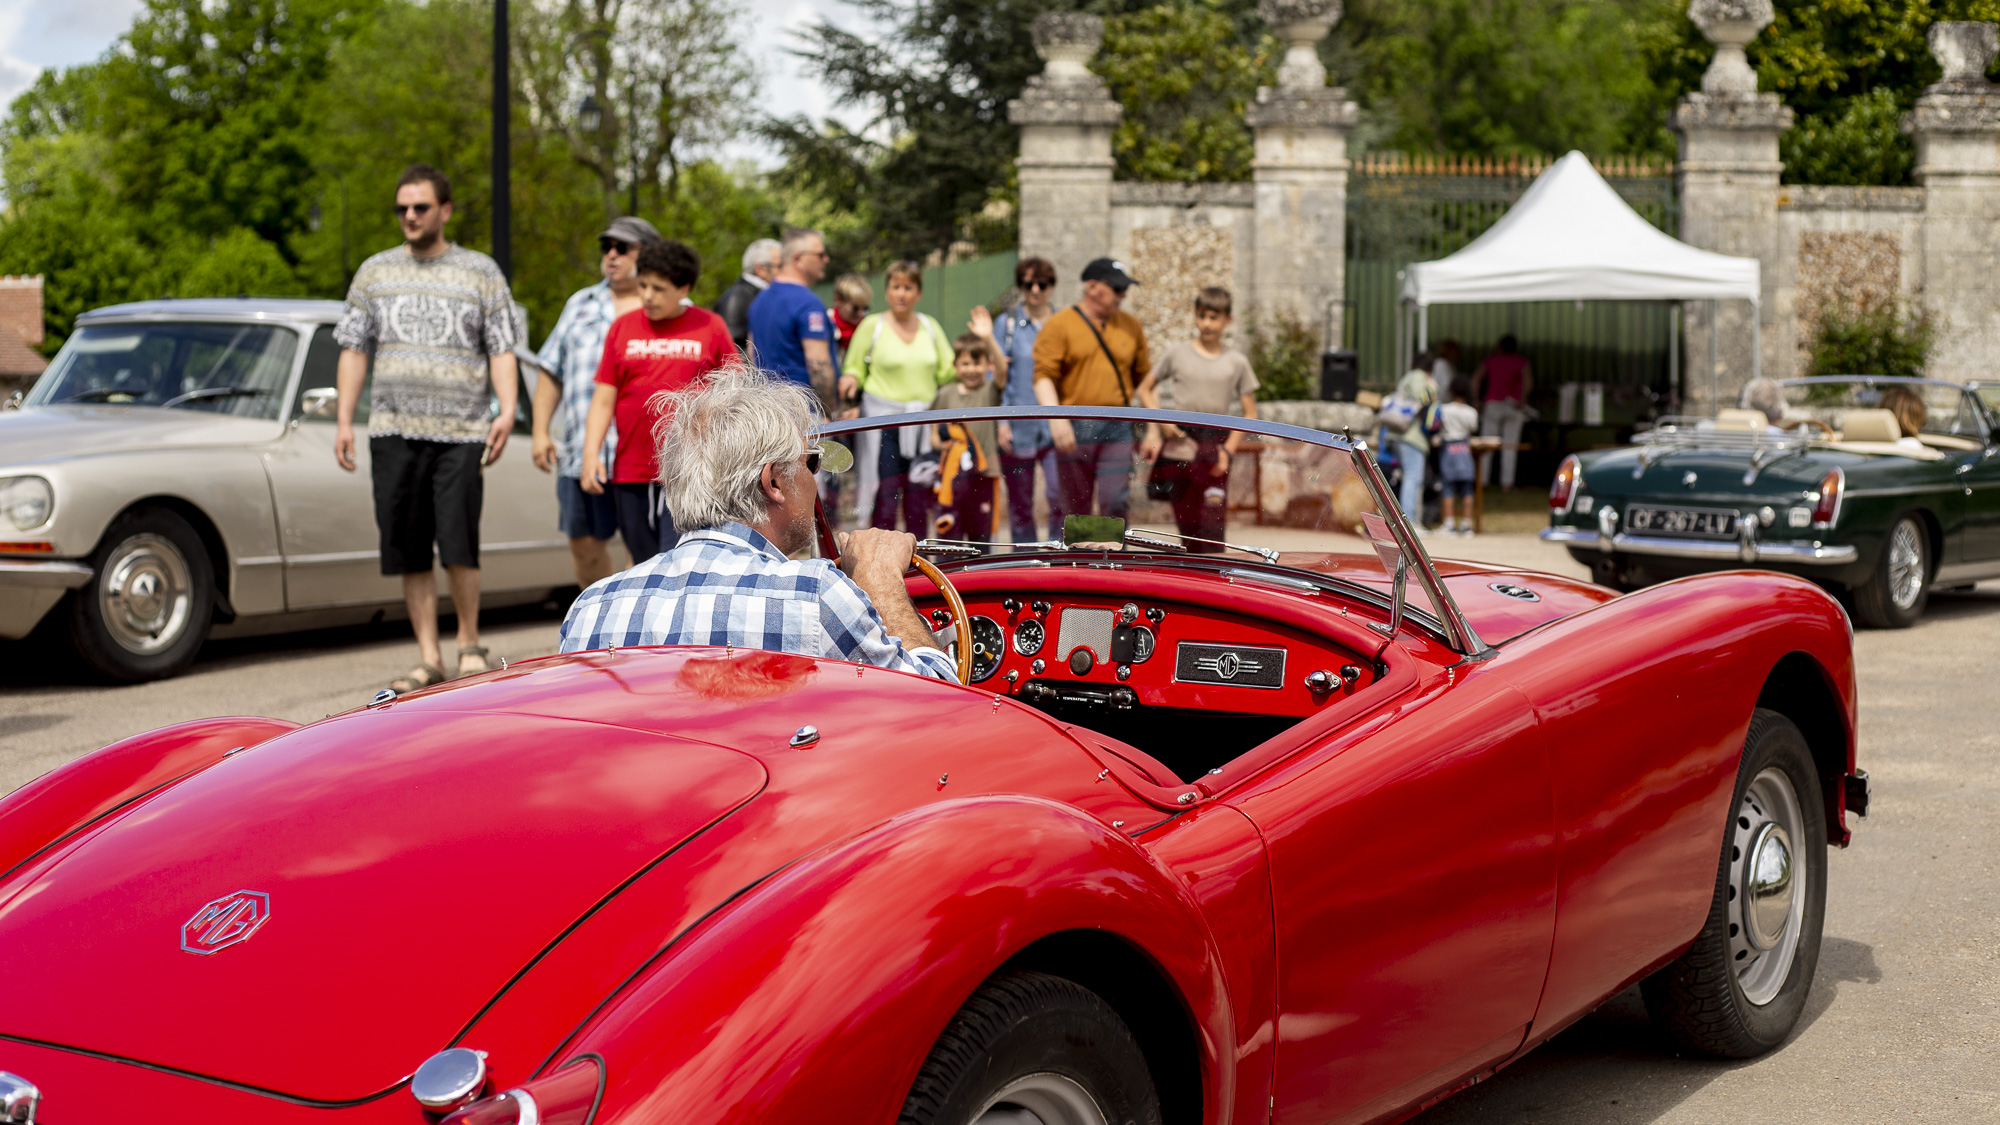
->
<box><xmin>1108</xmin><ymin>184</ymin><xmax>1252</xmax><ymax>349</ymax></box>
<box><xmin>1773</xmin><ymin>187</ymin><xmax>1925</xmax><ymax>376</ymax></box>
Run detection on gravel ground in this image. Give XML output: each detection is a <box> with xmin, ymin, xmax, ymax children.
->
<box><xmin>2</xmin><ymin>532</ymin><xmax>1993</xmax><ymax>1122</ymax></box>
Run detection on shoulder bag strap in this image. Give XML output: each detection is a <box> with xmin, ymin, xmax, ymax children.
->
<box><xmin>1069</xmin><ymin>305</ymin><xmax>1132</xmax><ymax>404</ymax></box>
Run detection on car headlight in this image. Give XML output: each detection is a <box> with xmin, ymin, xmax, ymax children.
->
<box><xmin>0</xmin><ymin>476</ymin><xmax>53</xmax><ymax>531</ymax></box>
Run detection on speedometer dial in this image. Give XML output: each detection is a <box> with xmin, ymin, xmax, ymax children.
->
<box><xmin>960</xmin><ymin>616</ymin><xmax>1004</xmax><ymax>682</ymax></box>
<box><xmin>1013</xmin><ymin>617</ymin><xmax>1046</xmax><ymax>657</ymax></box>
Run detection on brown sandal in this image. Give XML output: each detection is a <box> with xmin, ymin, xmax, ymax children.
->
<box><xmin>389</xmin><ymin>662</ymin><xmax>447</xmax><ymax>694</ymax></box>
<box><xmin>456</xmin><ymin>646</ymin><xmax>492</xmax><ymax>677</ymax></box>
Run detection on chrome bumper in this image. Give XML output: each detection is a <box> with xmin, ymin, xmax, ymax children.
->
<box><xmin>0</xmin><ymin>558</ymin><xmax>93</xmax><ymax>640</ymax></box>
<box><xmin>0</xmin><ymin>559</ymin><xmax>94</xmax><ymax>588</ymax></box>
<box><xmin>1539</xmin><ymin>527</ymin><xmax>1858</xmax><ymax>565</ymax></box>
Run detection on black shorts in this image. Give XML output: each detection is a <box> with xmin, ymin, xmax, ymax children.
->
<box><xmin>370</xmin><ymin>435</ymin><xmax>483</xmax><ymax>574</ymax></box>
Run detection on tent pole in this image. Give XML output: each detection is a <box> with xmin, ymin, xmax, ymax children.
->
<box><xmin>1708</xmin><ymin>299</ymin><xmax>1718</xmax><ymax>417</ymax></box>
<box><xmin>1418</xmin><ymin>304</ymin><xmax>1429</xmax><ymax>352</ymax></box>
<box><xmin>1669</xmin><ymin>303</ymin><xmax>1680</xmax><ymax>413</ymax></box>
<box><xmin>1752</xmin><ymin>298</ymin><xmax>1761</xmax><ymax>383</ymax></box>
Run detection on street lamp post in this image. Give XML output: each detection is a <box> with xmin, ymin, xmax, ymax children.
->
<box><xmin>492</xmin><ymin>0</ymin><xmax>511</xmax><ymax>279</ymax></box>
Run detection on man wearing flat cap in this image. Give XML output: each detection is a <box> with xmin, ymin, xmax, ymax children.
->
<box><xmin>530</xmin><ymin>215</ymin><xmax>661</xmax><ymax>592</ymax></box>
<box><xmin>1031</xmin><ymin>258</ymin><xmax>1152</xmax><ymax>521</ymax></box>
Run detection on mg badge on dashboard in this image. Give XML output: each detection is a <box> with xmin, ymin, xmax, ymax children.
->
<box><xmin>181</xmin><ymin>889</ymin><xmax>271</xmax><ymax>955</ymax></box>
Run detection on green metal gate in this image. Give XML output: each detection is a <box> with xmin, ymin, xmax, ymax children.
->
<box><xmin>1344</xmin><ymin>153</ymin><xmax>1679</xmax><ymax>393</ymax></box>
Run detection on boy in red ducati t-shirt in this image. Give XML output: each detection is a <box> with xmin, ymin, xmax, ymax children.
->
<box><xmin>579</xmin><ymin>238</ymin><xmax>739</xmax><ymax>561</ymax></box>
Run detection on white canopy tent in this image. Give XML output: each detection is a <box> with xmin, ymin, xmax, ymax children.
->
<box><xmin>1398</xmin><ymin>150</ymin><xmax>1764</xmax><ymax>398</ymax></box>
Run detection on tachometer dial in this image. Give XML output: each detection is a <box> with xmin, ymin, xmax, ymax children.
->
<box><xmin>1013</xmin><ymin>617</ymin><xmax>1046</xmax><ymax>657</ymax></box>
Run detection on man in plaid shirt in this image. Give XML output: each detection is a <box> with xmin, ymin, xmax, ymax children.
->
<box><xmin>558</xmin><ymin>366</ymin><xmax>954</xmax><ymax>681</ymax></box>
<box><xmin>530</xmin><ymin>216</ymin><xmax>659</xmax><ymax>588</ymax></box>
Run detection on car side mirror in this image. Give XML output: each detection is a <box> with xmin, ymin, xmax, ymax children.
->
<box><xmin>299</xmin><ymin>386</ymin><xmax>338</xmax><ymax>421</ymax></box>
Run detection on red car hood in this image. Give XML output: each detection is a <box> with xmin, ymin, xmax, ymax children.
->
<box><xmin>0</xmin><ymin>708</ymin><xmax>766</xmax><ymax>1102</ymax></box>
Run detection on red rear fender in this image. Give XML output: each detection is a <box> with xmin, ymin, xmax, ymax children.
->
<box><xmin>564</xmin><ymin>796</ymin><xmax>1234</xmax><ymax>1125</ymax></box>
<box><xmin>0</xmin><ymin>715</ymin><xmax>299</xmax><ymax>886</ymax></box>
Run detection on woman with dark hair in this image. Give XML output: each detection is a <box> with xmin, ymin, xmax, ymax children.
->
<box><xmin>994</xmin><ymin>256</ymin><xmax>1062</xmax><ymax>543</ymax></box>
<box><xmin>1472</xmin><ymin>334</ymin><xmax>1533</xmax><ymax>491</ymax></box>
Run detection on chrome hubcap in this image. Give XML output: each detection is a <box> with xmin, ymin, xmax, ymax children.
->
<box><xmin>99</xmin><ymin>533</ymin><xmax>193</xmax><ymax>655</ymax></box>
<box><xmin>1727</xmin><ymin>767</ymin><xmax>1809</xmax><ymax>1005</ymax></box>
<box><xmin>972</xmin><ymin>1074</ymin><xmax>1107</xmax><ymax>1125</ymax></box>
<box><xmin>1887</xmin><ymin>520</ymin><xmax>1924</xmax><ymax>610</ymax></box>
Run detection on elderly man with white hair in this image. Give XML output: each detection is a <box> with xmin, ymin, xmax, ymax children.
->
<box><xmin>711</xmin><ymin>238</ymin><xmax>782</xmax><ymax>353</ymax></box>
<box><xmin>557</xmin><ymin>365</ymin><xmax>953</xmax><ymax>679</ymax></box>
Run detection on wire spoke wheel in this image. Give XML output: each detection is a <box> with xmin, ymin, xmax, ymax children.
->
<box><xmin>99</xmin><ymin>533</ymin><xmax>195</xmax><ymax>655</ymax></box>
<box><xmin>1726</xmin><ymin>767</ymin><xmax>1808</xmax><ymax>1006</ymax></box>
<box><xmin>1886</xmin><ymin>520</ymin><xmax>1924</xmax><ymax>611</ymax></box>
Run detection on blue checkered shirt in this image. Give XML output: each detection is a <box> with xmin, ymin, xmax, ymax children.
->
<box><xmin>536</xmin><ymin>281</ymin><xmax>618</xmax><ymax>479</ymax></box>
<box><xmin>557</xmin><ymin>522</ymin><xmax>957</xmax><ymax>680</ymax></box>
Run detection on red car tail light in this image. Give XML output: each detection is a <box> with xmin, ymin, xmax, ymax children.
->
<box><xmin>442</xmin><ymin>1058</ymin><xmax>603</xmax><ymax>1125</ymax></box>
<box><xmin>1550</xmin><ymin>455</ymin><xmax>1582</xmax><ymax>514</ymax></box>
<box><xmin>1809</xmin><ymin>467</ymin><xmax>1844</xmax><ymax>528</ymax></box>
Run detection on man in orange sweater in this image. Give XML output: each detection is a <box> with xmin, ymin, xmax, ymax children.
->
<box><xmin>1031</xmin><ymin>258</ymin><xmax>1151</xmax><ymax>522</ymax></box>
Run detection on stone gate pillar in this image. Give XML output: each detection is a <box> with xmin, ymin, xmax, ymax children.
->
<box><xmin>1246</xmin><ymin>0</ymin><xmax>1358</xmax><ymax>348</ymax></box>
<box><xmin>1905</xmin><ymin>22</ymin><xmax>2000</xmax><ymax>384</ymax></box>
<box><xmin>1009</xmin><ymin>14</ymin><xmax>1122</xmax><ymax>310</ymax></box>
<box><xmin>1671</xmin><ymin>0</ymin><xmax>1792</xmax><ymax>414</ymax></box>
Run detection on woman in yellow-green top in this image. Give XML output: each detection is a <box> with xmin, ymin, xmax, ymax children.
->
<box><xmin>838</xmin><ymin>260</ymin><xmax>955</xmax><ymax>531</ymax></box>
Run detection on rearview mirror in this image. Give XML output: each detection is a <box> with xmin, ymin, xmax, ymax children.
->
<box><xmin>299</xmin><ymin>386</ymin><xmax>338</xmax><ymax>420</ymax></box>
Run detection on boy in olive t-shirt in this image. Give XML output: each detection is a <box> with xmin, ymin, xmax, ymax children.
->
<box><xmin>1136</xmin><ymin>287</ymin><xmax>1259</xmax><ymax>552</ymax></box>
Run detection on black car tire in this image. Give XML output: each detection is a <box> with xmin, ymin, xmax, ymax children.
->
<box><xmin>67</xmin><ymin>506</ymin><xmax>215</xmax><ymax>682</ymax></box>
<box><xmin>1642</xmin><ymin>708</ymin><xmax>1826</xmax><ymax>1058</ymax></box>
<box><xmin>899</xmin><ymin>970</ymin><xmax>1162</xmax><ymax>1125</ymax></box>
<box><xmin>1852</xmin><ymin>513</ymin><xmax>1930</xmax><ymax>629</ymax></box>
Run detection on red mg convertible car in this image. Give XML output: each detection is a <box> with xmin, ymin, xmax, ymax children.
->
<box><xmin>0</xmin><ymin>409</ymin><xmax>1865</xmax><ymax>1125</ymax></box>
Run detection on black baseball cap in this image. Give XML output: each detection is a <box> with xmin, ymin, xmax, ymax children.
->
<box><xmin>1080</xmin><ymin>258</ymin><xmax>1139</xmax><ymax>289</ymax></box>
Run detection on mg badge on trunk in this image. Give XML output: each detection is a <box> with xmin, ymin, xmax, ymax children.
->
<box><xmin>181</xmin><ymin>889</ymin><xmax>271</xmax><ymax>955</ymax></box>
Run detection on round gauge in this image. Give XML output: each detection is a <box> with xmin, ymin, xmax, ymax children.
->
<box><xmin>1013</xmin><ymin>617</ymin><xmax>1046</xmax><ymax>657</ymax></box>
<box><xmin>957</xmin><ymin>616</ymin><xmax>1004</xmax><ymax>682</ymax></box>
<box><xmin>1129</xmin><ymin>625</ymin><xmax>1156</xmax><ymax>664</ymax></box>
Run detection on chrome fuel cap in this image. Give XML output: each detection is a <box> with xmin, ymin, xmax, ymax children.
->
<box><xmin>1</xmin><ymin>1072</ymin><xmax>40</xmax><ymax>1124</ymax></box>
<box><xmin>411</xmin><ymin>1047</ymin><xmax>488</xmax><ymax>1109</ymax></box>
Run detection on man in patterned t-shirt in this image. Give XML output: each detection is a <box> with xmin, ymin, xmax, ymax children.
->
<box><xmin>332</xmin><ymin>163</ymin><xmax>519</xmax><ymax>694</ymax></box>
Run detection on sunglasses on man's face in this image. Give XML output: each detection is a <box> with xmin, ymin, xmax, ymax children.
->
<box><xmin>600</xmin><ymin>239</ymin><xmax>635</xmax><ymax>256</ymax></box>
<box><xmin>1021</xmin><ymin>280</ymin><xmax>1052</xmax><ymax>292</ymax></box>
<box><xmin>393</xmin><ymin>203</ymin><xmax>435</xmax><ymax>218</ymax></box>
<box><xmin>804</xmin><ymin>448</ymin><xmax>824</xmax><ymax>475</ymax></box>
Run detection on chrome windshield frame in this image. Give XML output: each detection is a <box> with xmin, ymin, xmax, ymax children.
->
<box><xmin>817</xmin><ymin>405</ymin><xmax>1491</xmax><ymax>657</ymax></box>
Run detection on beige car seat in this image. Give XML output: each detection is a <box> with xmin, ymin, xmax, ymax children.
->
<box><xmin>1838</xmin><ymin>408</ymin><xmax>1902</xmax><ymax>443</ymax></box>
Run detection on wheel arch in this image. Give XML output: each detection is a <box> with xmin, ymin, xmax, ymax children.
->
<box><xmin>1756</xmin><ymin>651</ymin><xmax>1853</xmax><ymax>845</ymax></box>
<box><xmin>563</xmin><ymin>796</ymin><xmax>1233</xmax><ymax>1125</ymax></box>
<box><xmin>105</xmin><ymin>494</ymin><xmax>236</xmax><ymax>620</ymax></box>
<box><xmin>1001</xmin><ymin>928</ymin><xmax>1203</xmax><ymax>1125</ymax></box>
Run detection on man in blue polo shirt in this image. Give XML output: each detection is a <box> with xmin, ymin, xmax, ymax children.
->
<box><xmin>747</xmin><ymin>227</ymin><xmax>838</xmax><ymax>416</ymax></box>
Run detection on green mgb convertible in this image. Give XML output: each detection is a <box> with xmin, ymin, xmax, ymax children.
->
<box><xmin>1543</xmin><ymin>377</ymin><xmax>2000</xmax><ymax>627</ymax></box>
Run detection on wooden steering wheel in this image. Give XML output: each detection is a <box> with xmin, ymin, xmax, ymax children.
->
<box><xmin>1792</xmin><ymin>417</ymin><xmax>1836</xmax><ymax>439</ymax></box>
<box><xmin>818</xmin><ymin>497</ymin><xmax>974</xmax><ymax>684</ymax></box>
<box><xmin>911</xmin><ymin>554</ymin><xmax>975</xmax><ymax>685</ymax></box>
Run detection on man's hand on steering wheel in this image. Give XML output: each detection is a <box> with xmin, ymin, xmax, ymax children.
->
<box><xmin>837</xmin><ymin>528</ymin><xmax>961</xmax><ymax>673</ymax></box>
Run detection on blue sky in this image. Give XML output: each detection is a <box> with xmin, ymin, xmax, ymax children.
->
<box><xmin>0</xmin><ymin>0</ymin><xmax>867</xmax><ymax>167</ymax></box>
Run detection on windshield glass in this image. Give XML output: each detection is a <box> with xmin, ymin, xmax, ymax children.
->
<box><xmin>814</xmin><ymin>407</ymin><xmax>1480</xmax><ymax>651</ymax></box>
<box><xmin>1782</xmin><ymin>378</ymin><xmax>1988</xmax><ymax>443</ymax></box>
<box><xmin>28</xmin><ymin>322</ymin><xmax>299</xmax><ymax>419</ymax></box>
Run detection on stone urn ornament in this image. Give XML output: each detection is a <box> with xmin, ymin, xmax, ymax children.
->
<box><xmin>1030</xmin><ymin>13</ymin><xmax>1104</xmax><ymax>83</ymax></box>
<box><xmin>1688</xmin><ymin>0</ymin><xmax>1774</xmax><ymax>95</ymax></box>
<box><xmin>1927</xmin><ymin>22</ymin><xmax>1999</xmax><ymax>92</ymax></box>
<box><xmin>1259</xmin><ymin>0</ymin><xmax>1341</xmax><ymax>88</ymax></box>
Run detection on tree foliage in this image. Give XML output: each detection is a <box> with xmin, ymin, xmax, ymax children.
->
<box><xmin>1094</xmin><ymin>2</ymin><xmax>1273</xmax><ymax>182</ymax></box>
<box><xmin>1</xmin><ymin>0</ymin><xmax>778</xmax><ymax>353</ymax></box>
<box><xmin>1642</xmin><ymin>0</ymin><xmax>2000</xmax><ymax>184</ymax></box>
<box><xmin>1807</xmin><ymin>302</ymin><xmax>1937</xmax><ymax>378</ymax></box>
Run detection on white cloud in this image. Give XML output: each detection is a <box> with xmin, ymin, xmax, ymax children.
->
<box><xmin>0</xmin><ymin>0</ymin><xmax>144</xmax><ymax>108</ymax></box>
